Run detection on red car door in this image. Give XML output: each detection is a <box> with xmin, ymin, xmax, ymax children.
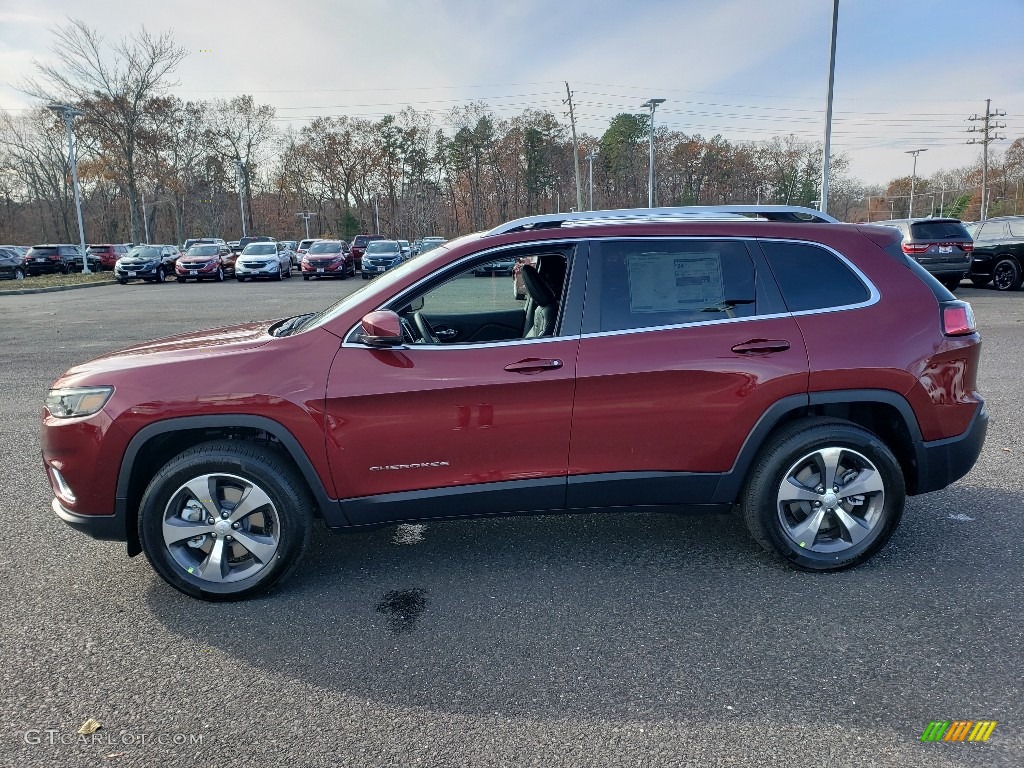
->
<box><xmin>567</xmin><ymin>237</ymin><xmax>809</xmax><ymax>507</ymax></box>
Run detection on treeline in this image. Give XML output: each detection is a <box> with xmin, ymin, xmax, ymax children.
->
<box><xmin>1</xmin><ymin>20</ymin><xmax>1021</xmax><ymax>247</ymax></box>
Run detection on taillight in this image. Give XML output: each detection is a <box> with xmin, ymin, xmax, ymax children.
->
<box><xmin>962</xmin><ymin>243</ymin><xmax>974</xmax><ymax>252</ymax></box>
<box><xmin>942</xmin><ymin>302</ymin><xmax>976</xmax><ymax>336</ymax></box>
<box><xmin>902</xmin><ymin>242</ymin><xmax>929</xmax><ymax>254</ymax></box>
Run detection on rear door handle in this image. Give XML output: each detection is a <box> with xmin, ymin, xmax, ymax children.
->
<box><xmin>504</xmin><ymin>358</ymin><xmax>563</xmax><ymax>374</ymax></box>
<box><xmin>731</xmin><ymin>339</ymin><xmax>791</xmax><ymax>354</ymax></box>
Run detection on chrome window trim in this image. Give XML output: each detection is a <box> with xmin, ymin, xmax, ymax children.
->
<box><xmin>341</xmin><ymin>234</ymin><xmax>879</xmax><ymax>349</ymax></box>
<box><xmin>341</xmin><ymin>238</ymin><xmax>583</xmax><ymax>347</ymax></box>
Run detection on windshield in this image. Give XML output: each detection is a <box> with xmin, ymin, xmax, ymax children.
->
<box><xmin>366</xmin><ymin>241</ymin><xmax>400</xmax><ymax>254</ymax></box>
<box><xmin>187</xmin><ymin>245</ymin><xmax>219</xmax><ymax>257</ymax></box>
<box><xmin>309</xmin><ymin>241</ymin><xmax>342</xmax><ymax>254</ymax></box>
<box><xmin>127</xmin><ymin>246</ymin><xmax>162</xmax><ymax>259</ymax></box>
<box><xmin>353</xmin><ymin>236</ymin><xmax>369</xmax><ymax>247</ymax></box>
<box><xmin>910</xmin><ymin>221</ymin><xmax>970</xmax><ymax>240</ymax></box>
<box><xmin>243</xmin><ymin>243</ymin><xmax>277</xmax><ymax>255</ymax></box>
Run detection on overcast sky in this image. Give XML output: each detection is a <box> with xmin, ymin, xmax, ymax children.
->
<box><xmin>2</xmin><ymin>0</ymin><xmax>1021</xmax><ymax>186</ymax></box>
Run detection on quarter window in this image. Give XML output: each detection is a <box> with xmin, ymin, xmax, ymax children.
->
<box><xmin>1008</xmin><ymin>220</ymin><xmax>1024</xmax><ymax>238</ymax></box>
<box><xmin>760</xmin><ymin>241</ymin><xmax>869</xmax><ymax>312</ymax></box>
<box><xmin>598</xmin><ymin>240</ymin><xmax>757</xmax><ymax>332</ymax></box>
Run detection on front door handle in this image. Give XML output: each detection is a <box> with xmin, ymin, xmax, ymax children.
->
<box><xmin>731</xmin><ymin>339</ymin><xmax>791</xmax><ymax>354</ymax></box>
<box><xmin>504</xmin><ymin>358</ymin><xmax>563</xmax><ymax>374</ymax></box>
<box><xmin>435</xmin><ymin>327</ymin><xmax>458</xmax><ymax>338</ymax></box>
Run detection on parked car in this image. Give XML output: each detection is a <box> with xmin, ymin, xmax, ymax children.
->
<box><xmin>296</xmin><ymin>238</ymin><xmax>318</xmax><ymax>260</ymax></box>
<box><xmin>235</xmin><ymin>241</ymin><xmax>292</xmax><ymax>281</ymax></box>
<box><xmin>23</xmin><ymin>244</ymin><xmax>98</xmax><ymax>275</ymax></box>
<box><xmin>238</xmin><ymin>235</ymin><xmax>274</xmax><ymax>252</ymax></box>
<box><xmin>114</xmin><ymin>245</ymin><xmax>179</xmax><ymax>284</ymax></box>
<box><xmin>963</xmin><ymin>216</ymin><xmax>1024</xmax><ymax>291</ymax></box>
<box><xmin>175</xmin><ymin>243</ymin><xmax>230</xmax><ymax>282</ymax></box>
<box><xmin>0</xmin><ymin>244</ymin><xmax>29</xmax><ymax>259</ymax></box>
<box><xmin>228</xmin><ymin>241</ymin><xmax>242</xmax><ymax>254</ymax></box>
<box><xmin>183</xmin><ymin>237</ymin><xmax>227</xmax><ymax>252</ymax></box>
<box><xmin>473</xmin><ymin>257</ymin><xmax>517</xmax><ymax>277</ymax></box>
<box><xmin>879</xmin><ymin>219</ymin><xmax>973</xmax><ymax>290</ymax></box>
<box><xmin>417</xmin><ymin>236</ymin><xmax>446</xmax><ymax>256</ymax></box>
<box><xmin>397</xmin><ymin>239</ymin><xmax>411</xmax><ymax>257</ymax></box>
<box><xmin>41</xmin><ymin>205</ymin><xmax>988</xmax><ymax>600</ymax></box>
<box><xmin>0</xmin><ymin>247</ymin><xmax>26</xmax><ymax>281</ymax></box>
<box><xmin>301</xmin><ymin>240</ymin><xmax>355</xmax><ymax>280</ymax></box>
<box><xmin>349</xmin><ymin>233</ymin><xmax>385</xmax><ymax>270</ymax></box>
<box><xmin>88</xmin><ymin>244</ymin><xmax>130</xmax><ymax>271</ymax></box>
<box><xmin>360</xmin><ymin>239</ymin><xmax>405</xmax><ymax>278</ymax></box>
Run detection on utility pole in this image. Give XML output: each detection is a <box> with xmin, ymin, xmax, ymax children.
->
<box><xmin>564</xmin><ymin>83</ymin><xmax>583</xmax><ymax>213</ymax></box>
<box><xmin>967</xmin><ymin>99</ymin><xmax>1007</xmax><ymax>220</ymax></box>
<box><xmin>374</xmin><ymin>194</ymin><xmax>380</xmax><ymax>233</ymax></box>
<box><xmin>235</xmin><ymin>160</ymin><xmax>247</xmax><ymax>238</ymax></box>
<box><xmin>47</xmin><ymin>104</ymin><xmax>89</xmax><ymax>273</ymax></box>
<box><xmin>296</xmin><ymin>211</ymin><xmax>317</xmax><ymax>240</ymax></box>
<box><xmin>905</xmin><ymin>148</ymin><xmax>927</xmax><ymax>218</ymax></box>
<box><xmin>141</xmin><ymin>191</ymin><xmax>150</xmax><ymax>243</ymax></box>
<box><xmin>641</xmin><ymin>99</ymin><xmax>666</xmax><ymax>208</ymax></box>
<box><xmin>819</xmin><ymin>0</ymin><xmax>839</xmax><ymax>215</ymax></box>
<box><xmin>585</xmin><ymin>151</ymin><xmax>598</xmax><ymax>210</ymax></box>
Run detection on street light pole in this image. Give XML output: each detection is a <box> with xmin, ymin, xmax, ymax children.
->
<box><xmin>585</xmin><ymin>151</ymin><xmax>598</xmax><ymax>210</ymax></box>
<box><xmin>47</xmin><ymin>104</ymin><xmax>89</xmax><ymax>273</ymax></box>
<box><xmin>905</xmin><ymin>148</ymin><xmax>927</xmax><ymax>218</ymax></box>
<box><xmin>374</xmin><ymin>194</ymin><xmax>380</xmax><ymax>233</ymax></box>
<box><xmin>141</xmin><ymin>191</ymin><xmax>150</xmax><ymax>243</ymax></box>
<box><xmin>295</xmin><ymin>211</ymin><xmax>317</xmax><ymax>239</ymax></box>
<box><xmin>641</xmin><ymin>99</ymin><xmax>666</xmax><ymax>208</ymax></box>
<box><xmin>235</xmin><ymin>160</ymin><xmax>247</xmax><ymax>238</ymax></box>
<box><xmin>819</xmin><ymin>0</ymin><xmax>839</xmax><ymax>215</ymax></box>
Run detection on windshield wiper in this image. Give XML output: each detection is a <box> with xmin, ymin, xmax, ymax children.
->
<box><xmin>700</xmin><ymin>299</ymin><xmax>755</xmax><ymax>313</ymax></box>
<box><xmin>273</xmin><ymin>313</ymin><xmax>315</xmax><ymax>337</ymax></box>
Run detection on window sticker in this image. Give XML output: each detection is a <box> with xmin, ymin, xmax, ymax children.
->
<box><xmin>626</xmin><ymin>252</ymin><xmax>725</xmax><ymax>313</ymax></box>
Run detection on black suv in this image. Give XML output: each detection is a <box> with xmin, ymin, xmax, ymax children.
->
<box><xmin>24</xmin><ymin>244</ymin><xmax>99</xmax><ymax>275</ymax></box>
<box><xmin>114</xmin><ymin>245</ymin><xmax>179</xmax><ymax>284</ymax></box>
<box><xmin>964</xmin><ymin>217</ymin><xmax>1024</xmax><ymax>291</ymax></box>
<box><xmin>881</xmin><ymin>219</ymin><xmax>973</xmax><ymax>290</ymax></box>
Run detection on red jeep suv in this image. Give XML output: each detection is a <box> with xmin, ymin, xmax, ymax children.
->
<box><xmin>42</xmin><ymin>206</ymin><xmax>988</xmax><ymax>600</ymax></box>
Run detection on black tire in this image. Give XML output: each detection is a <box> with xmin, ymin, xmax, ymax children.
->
<box><xmin>274</xmin><ymin>264</ymin><xmax>283</xmax><ymax>281</ymax></box>
<box><xmin>992</xmin><ymin>257</ymin><xmax>1022</xmax><ymax>291</ymax></box>
<box><xmin>302</xmin><ymin>274</ymin><xmax>309</xmax><ymax>281</ymax></box>
<box><xmin>362</xmin><ymin>273</ymin><xmax>369</xmax><ymax>280</ymax></box>
<box><xmin>176</xmin><ymin>276</ymin><xmax>186</xmax><ymax>283</ymax></box>
<box><xmin>970</xmin><ymin>275</ymin><xmax>992</xmax><ymax>287</ymax></box>
<box><xmin>155</xmin><ymin>266</ymin><xmax>166</xmax><ymax>283</ymax></box>
<box><xmin>940</xmin><ymin>277</ymin><xmax>960</xmax><ymax>291</ymax></box>
<box><xmin>117</xmin><ymin>278</ymin><xmax>128</xmax><ymax>285</ymax></box>
<box><xmin>13</xmin><ymin>268</ymin><xmax>24</xmax><ymax>281</ymax></box>
<box><xmin>214</xmin><ymin>265</ymin><xmax>225</xmax><ymax>283</ymax></box>
<box><xmin>237</xmin><ymin>276</ymin><xmax>246</xmax><ymax>282</ymax></box>
<box><xmin>741</xmin><ymin>418</ymin><xmax>905</xmax><ymax>572</ymax></box>
<box><xmin>138</xmin><ymin>440</ymin><xmax>313</xmax><ymax>601</ymax></box>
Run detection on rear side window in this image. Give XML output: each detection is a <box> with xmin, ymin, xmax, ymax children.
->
<box><xmin>977</xmin><ymin>222</ymin><xmax>1007</xmax><ymax>240</ymax></box>
<box><xmin>760</xmin><ymin>241</ymin><xmax>870</xmax><ymax>312</ymax></box>
<box><xmin>1009</xmin><ymin>220</ymin><xmax>1024</xmax><ymax>238</ymax></box>
<box><xmin>598</xmin><ymin>239</ymin><xmax>757</xmax><ymax>332</ymax></box>
<box><xmin>910</xmin><ymin>221</ymin><xmax>970</xmax><ymax>240</ymax></box>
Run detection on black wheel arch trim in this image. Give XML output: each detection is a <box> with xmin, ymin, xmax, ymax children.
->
<box><xmin>116</xmin><ymin>415</ymin><xmax>344</xmax><ymax>549</ymax></box>
<box><xmin>712</xmin><ymin>389</ymin><xmax>930</xmax><ymax>503</ymax></box>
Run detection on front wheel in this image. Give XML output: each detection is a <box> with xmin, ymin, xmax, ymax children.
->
<box><xmin>13</xmin><ymin>268</ymin><xmax>24</xmax><ymax>281</ymax></box>
<box><xmin>742</xmin><ymin>419</ymin><xmax>905</xmax><ymax>572</ymax></box>
<box><xmin>993</xmin><ymin>257</ymin><xmax>1023</xmax><ymax>291</ymax></box>
<box><xmin>138</xmin><ymin>441</ymin><xmax>313</xmax><ymax>600</ymax></box>
<box><xmin>155</xmin><ymin>266</ymin><xmax>166</xmax><ymax>283</ymax></box>
<box><xmin>302</xmin><ymin>274</ymin><xmax>309</xmax><ymax>281</ymax></box>
<box><xmin>214</xmin><ymin>266</ymin><xmax>224</xmax><ymax>283</ymax></box>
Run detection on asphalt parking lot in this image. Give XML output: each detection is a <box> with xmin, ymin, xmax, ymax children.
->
<box><xmin>1</xmin><ymin>278</ymin><xmax>1022</xmax><ymax>767</ymax></box>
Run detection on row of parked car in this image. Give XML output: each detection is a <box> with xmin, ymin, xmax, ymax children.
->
<box><xmin>0</xmin><ymin>234</ymin><xmax>449</xmax><ymax>284</ymax></box>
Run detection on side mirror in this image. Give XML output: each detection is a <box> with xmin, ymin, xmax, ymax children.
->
<box><xmin>358</xmin><ymin>310</ymin><xmax>404</xmax><ymax>348</ymax></box>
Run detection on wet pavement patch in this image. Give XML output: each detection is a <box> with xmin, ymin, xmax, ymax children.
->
<box><xmin>375</xmin><ymin>588</ymin><xmax>428</xmax><ymax>633</ymax></box>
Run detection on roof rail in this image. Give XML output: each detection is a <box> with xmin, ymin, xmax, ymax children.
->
<box><xmin>483</xmin><ymin>205</ymin><xmax>839</xmax><ymax>237</ymax></box>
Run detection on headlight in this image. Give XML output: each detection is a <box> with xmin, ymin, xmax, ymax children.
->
<box><xmin>45</xmin><ymin>386</ymin><xmax>113</xmax><ymax>418</ymax></box>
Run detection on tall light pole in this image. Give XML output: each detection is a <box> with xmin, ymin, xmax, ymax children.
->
<box><xmin>47</xmin><ymin>104</ymin><xmax>89</xmax><ymax>273</ymax></box>
<box><xmin>296</xmin><ymin>211</ymin><xmax>317</xmax><ymax>240</ymax></box>
<box><xmin>235</xmin><ymin>160</ymin><xmax>247</xmax><ymax>238</ymax></box>
<box><xmin>141</xmin><ymin>191</ymin><xmax>150</xmax><ymax>243</ymax></box>
<box><xmin>373</xmin><ymin>194</ymin><xmax>380</xmax><ymax>233</ymax></box>
<box><xmin>905</xmin><ymin>148</ymin><xmax>927</xmax><ymax>218</ymax></box>
<box><xmin>819</xmin><ymin>0</ymin><xmax>839</xmax><ymax>215</ymax></box>
<box><xmin>585</xmin><ymin>151</ymin><xmax>598</xmax><ymax>210</ymax></box>
<box><xmin>641</xmin><ymin>98</ymin><xmax>666</xmax><ymax>208</ymax></box>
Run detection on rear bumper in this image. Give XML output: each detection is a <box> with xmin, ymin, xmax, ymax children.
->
<box><xmin>913</xmin><ymin>401</ymin><xmax>988</xmax><ymax>494</ymax></box>
<box><xmin>52</xmin><ymin>497</ymin><xmax>127</xmax><ymax>542</ymax></box>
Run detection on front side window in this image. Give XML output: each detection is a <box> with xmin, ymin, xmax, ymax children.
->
<box><xmin>598</xmin><ymin>240</ymin><xmax>756</xmax><ymax>333</ymax></box>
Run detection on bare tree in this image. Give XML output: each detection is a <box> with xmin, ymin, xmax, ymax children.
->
<box><xmin>20</xmin><ymin>19</ymin><xmax>186</xmax><ymax>243</ymax></box>
<box><xmin>208</xmin><ymin>96</ymin><xmax>276</xmax><ymax>234</ymax></box>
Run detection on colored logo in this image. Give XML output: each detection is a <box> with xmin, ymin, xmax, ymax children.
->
<box><xmin>920</xmin><ymin>720</ymin><xmax>997</xmax><ymax>742</ymax></box>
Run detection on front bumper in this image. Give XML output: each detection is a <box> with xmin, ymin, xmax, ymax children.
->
<box><xmin>52</xmin><ymin>497</ymin><xmax>127</xmax><ymax>542</ymax></box>
<box><xmin>236</xmin><ymin>262</ymin><xmax>279</xmax><ymax>277</ymax></box>
<box><xmin>913</xmin><ymin>401</ymin><xmax>989</xmax><ymax>495</ymax></box>
<box><xmin>115</xmin><ymin>264</ymin><xmax>160</xmax><ymax>280</ymax></box>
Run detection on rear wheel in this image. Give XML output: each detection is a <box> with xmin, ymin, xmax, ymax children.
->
<box><xmin>138</xmin><ymin>440</ymin><xmax>313</xmax><ymax>601</ymax></box>
<box><xmin>993</xmin><ymin>257</ymin><xmax>1022</xmax><ymax>291</ymax></box>
<box><xmin>742</xmin><ymin>418</ymin><xmax>905</xmax><ymax>572</ymax></box>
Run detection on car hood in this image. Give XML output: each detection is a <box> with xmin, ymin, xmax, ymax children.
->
<box><xmin>55</xmin><ymin>322</ymin><xmax>275</xmax><ymax>384</ymax></box>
